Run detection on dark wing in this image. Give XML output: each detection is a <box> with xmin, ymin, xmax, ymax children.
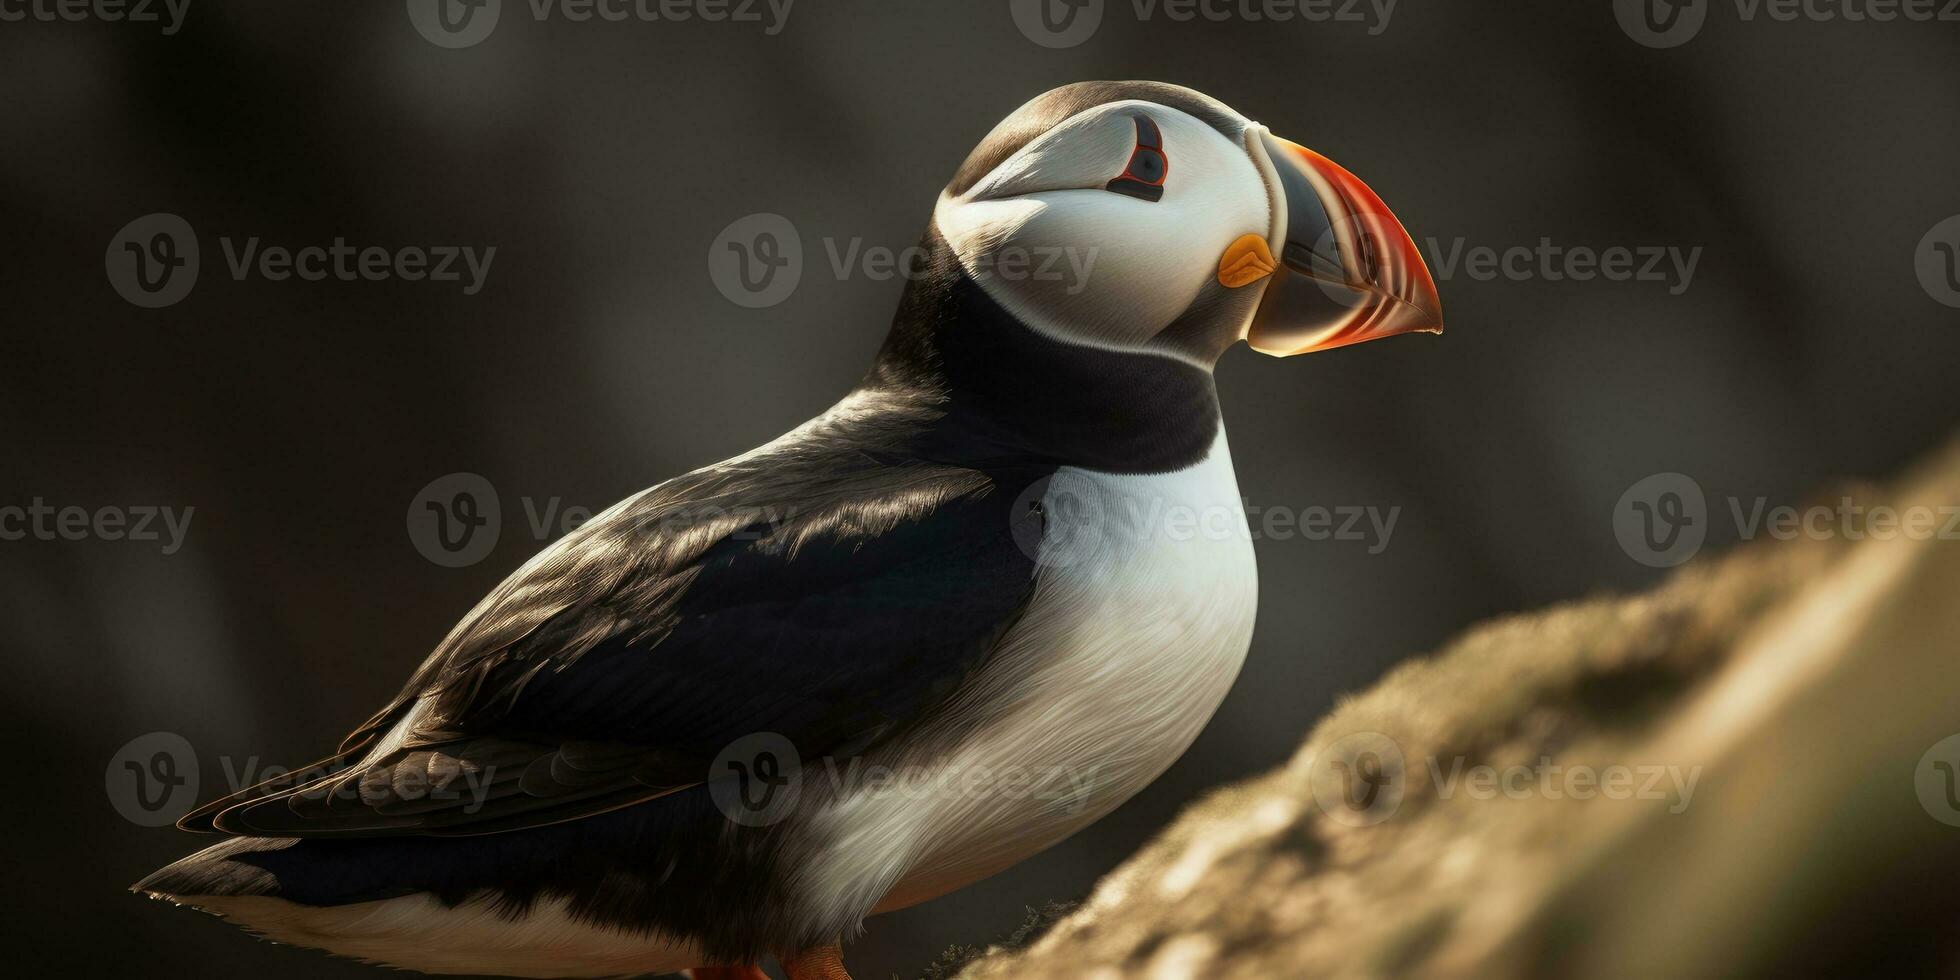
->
<box><xmin>184</xmin><ymin>439</ymin><xmax>1047</xmax><ymax>838</ymax></box>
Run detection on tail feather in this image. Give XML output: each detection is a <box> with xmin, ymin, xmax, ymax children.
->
<box><xmin>132</xmin><ymin>835</ymin><xmax>704</xmax><ymax>977</ymax></box>
<box><xmin>133</xmin><ymin>836</ymin><xmax>295</xmax><ymax>904</ymax></box>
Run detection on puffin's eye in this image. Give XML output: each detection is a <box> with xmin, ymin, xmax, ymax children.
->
<box><xmin>1106</xmin><ymin>116</ymin><xmax>1167</xmax><ymax>202</ymax></box>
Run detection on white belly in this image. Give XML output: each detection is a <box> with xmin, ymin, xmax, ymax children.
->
<box><xmin>789</xmin><ymin>428</ymin><xmax>1259</xmax><ymax>925</ymax></box>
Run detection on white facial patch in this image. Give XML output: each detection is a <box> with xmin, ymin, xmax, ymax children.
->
<box><xmin>933</xmin><ymin>101</ymin><xmax>1272</xmax><ymax>361</ymax></box>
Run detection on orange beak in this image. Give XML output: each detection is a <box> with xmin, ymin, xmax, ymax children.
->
<box><xmin>1243</xmin><ymin>132</ymin><xmax>1444</xmax><ymax>356</ymax></box>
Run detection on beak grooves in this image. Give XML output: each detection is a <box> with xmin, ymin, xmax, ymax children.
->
<box><xmin>1246</xmin><ymin>130</ymin><xmax>1444</xmax><ymax>356</ymax></box>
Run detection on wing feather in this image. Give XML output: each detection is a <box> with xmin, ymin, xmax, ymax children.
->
<box><xmin>187</xmin><ymin>436</ymin><xmax>1046</xmax><ymax>840</ymax></box>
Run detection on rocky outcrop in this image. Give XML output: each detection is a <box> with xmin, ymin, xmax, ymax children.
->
<box><xmin>955</xmin><ymin>440</ymin><xmax>1960</xmax><ymax>979</ymax></box>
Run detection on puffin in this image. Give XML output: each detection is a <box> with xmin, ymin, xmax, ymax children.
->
<box><xmin>136</xmin><ymin>81</ymin><xmax>1443</xmax><ymax>979</ymax></box>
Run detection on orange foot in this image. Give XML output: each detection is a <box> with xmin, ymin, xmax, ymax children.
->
<box><xmin>686</xmin><ymin>967</ymin><xmax>770</xmax><ymax>980</ymax></box>
<box><xmin>781</xmin><ymin>944</ymin><xmax>853</xmax><ymax>980</ymax></box>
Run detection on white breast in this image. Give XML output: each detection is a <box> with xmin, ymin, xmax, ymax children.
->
<box><xmin>787</xmin><ymin>427</ymin><xmax>1259</xmax><ymax>928</ymax></box>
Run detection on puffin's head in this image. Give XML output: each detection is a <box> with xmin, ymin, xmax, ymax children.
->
<box><xmin>933</xmin><ymin>80</ymin><xmax>1443</xmax><ymax>369</ymax></box>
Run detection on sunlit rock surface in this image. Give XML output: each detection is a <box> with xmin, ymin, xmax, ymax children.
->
<box><xmin>954</xmin><ymin>440</ymin><xmax>1960</xmax><ymax>979</ymax></box>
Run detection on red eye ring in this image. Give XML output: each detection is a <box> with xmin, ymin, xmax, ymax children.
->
<box><xmin>1120</xmin><ymin>147</ymin><xmax>1168</xmax><ymax>186</ymax></box>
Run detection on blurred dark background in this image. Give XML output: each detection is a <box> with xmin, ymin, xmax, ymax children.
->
<box><xmin>2</xmin><ymin>2</ymin><xmax>1956</xmax><ymax>977</ymax></box>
